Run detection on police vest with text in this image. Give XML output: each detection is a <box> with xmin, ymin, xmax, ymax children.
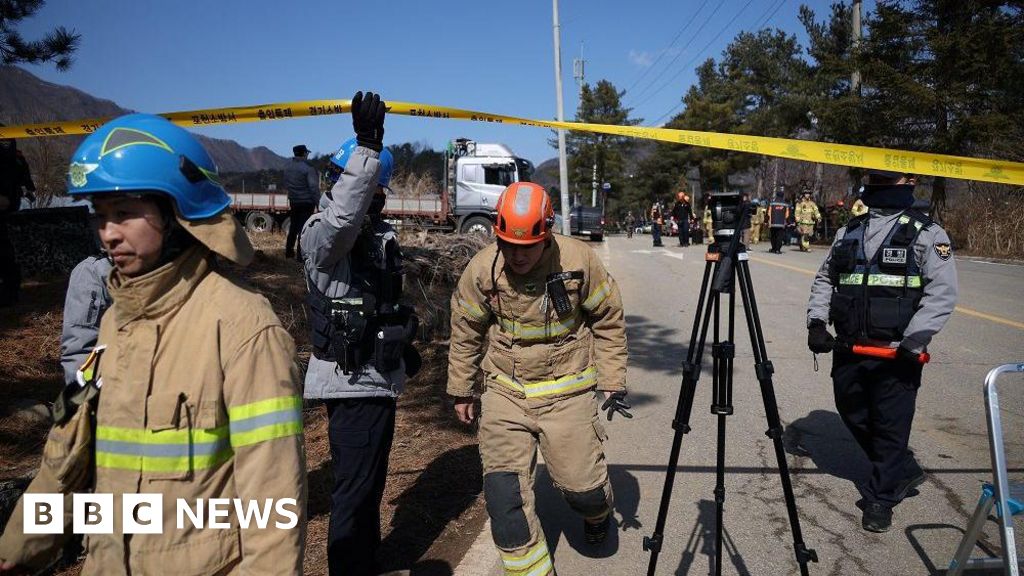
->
<box><xmin>828</xmin><ymin>210</ymin><xmax>930</xmax><ymax>343</ymax></box>
<box><xmin>306</xmin><ymin>222</ymin><xmax>418</xmax><ymax>375</ymax></box>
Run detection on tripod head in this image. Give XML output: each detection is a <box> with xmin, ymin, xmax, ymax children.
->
<box><xmin>709</xmin><ymin>199</ymin><xmax>751</xmax><ymax>294</ymax></box>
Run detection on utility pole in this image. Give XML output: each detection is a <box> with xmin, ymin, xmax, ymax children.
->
<box><xmin>851</xmin><ymin>0</ymin><xmax>862</xmax><ymax>94</ymax></box>
<box><xmin>573</xmin><ymin>44</ymin><xmax>598</xmax><ymax>207</ymax></box>
<box><xmin>552</xmin><ymin>0</ymin><xmax>571</xmax><ymax>235</ymax></box>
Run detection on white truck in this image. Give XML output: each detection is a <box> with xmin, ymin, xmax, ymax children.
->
<box><xmin>230</xmin><ymin>183</ymin><xmax>292</xmax><ymax>234</ymax></box>
<box><xmin>383</xmin><ymin>138</ymin><xmax>534</xmax><ymax>235</ymax></box>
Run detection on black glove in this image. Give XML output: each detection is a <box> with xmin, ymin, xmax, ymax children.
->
<box><xmin>895</xmin><ymin>345</ymin><xmax>921</xmax><ymax>365</ymax></box>
<box><xmin>807</xmin><ymin>319</ymin><xmax>835</xmax><ymax>354</ymax></box>
<box><xmin>351</xmin><ymin>91</ymin><xmax>386</xmax><ymax>152</ymax></box>
<box><xmin>601</xmin><ymin>391</ymin><xmax>633</xmax><ymax>421</ymax></box>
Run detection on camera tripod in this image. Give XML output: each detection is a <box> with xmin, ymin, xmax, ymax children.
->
<box><xmin>643</xmin><ymin>209</ymin><xmax>818</xmax><ymax>575</ymax></box>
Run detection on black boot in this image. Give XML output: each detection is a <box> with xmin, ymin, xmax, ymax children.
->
<box><xmin>862</xmin><ymin>502</ymin><xmax>893</xmax><ymax>533</ymax></box>
<box><xmin>584</xmin><ymin>515</ymin><xmax>611</xmax><ymax>544</ymax></box>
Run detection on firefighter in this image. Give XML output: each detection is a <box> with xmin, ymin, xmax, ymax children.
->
<box><xmin>768</xmin><ymin>192</ymin><xmax>789</xmax><ymax>253</ymax></box>
<box><xmin>806</xmin><ymin>169</ymin><xmax>958</xmax><ymax>533</ymax></box>
<box><xmin>671</xmin><ymin>191</ymin><xmax>693</xmax><ymax>246</ymax></box>
<box><xmin>795</xmin><ymin>191</ymin><xmax>822</xmax><ymax>252</ymax></box>
<box><xmin>749</xmin><ymin>199</ymin><xmax>766</xmax><ymax>245</ymax></box>
<box><xmin>702</xmin><ymin>202</ymin><xmax>713</xmax><ymax>243</ymax></box>
<box><xmin>448</xmin><ymin>182</ymin><xmax>630</xmax><ymax>575</ymax></box>
<box><xmin>0</xmin><ymin>114</ymin><xmax>306</xmax><ymax>574</ymax></box>
<box><xmin>300</xmin><ymin>92</ymin><xmax>419</xmax><ymax>576</ymax></box>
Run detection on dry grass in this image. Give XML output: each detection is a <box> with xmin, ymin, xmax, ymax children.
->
<box><xmin>1</xmin><ymin>229</ymin><xmax>490</xmax><ymax>575</ymax></box>
<box><xmin>943</xmin><ymin>183</ymin><xmax>1024</xmax><ymax>259</ymax></box>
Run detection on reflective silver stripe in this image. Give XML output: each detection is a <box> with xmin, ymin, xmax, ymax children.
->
<box><xmin>95</xmin><ymin>437</ymin><xmax>230</xmax><ymax>458</ymax></box>
<box><xmin>228</xmin><ymin>409</ymin><xmax>300</xmax><ymax>434</ymax></box>
<box><xmin>839</xmin><ymin>273</ymin><xmax>922</xmax><ymax>288</ymax></box>
<box><xmin>582</xmin><ymin>280</ymin><xmax>611</xmax><ymax>311</ymax></box>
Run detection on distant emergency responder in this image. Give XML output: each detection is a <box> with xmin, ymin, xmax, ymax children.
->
<box><xmin>284</xmin><ymin>143</ymin><xmax>320</xmax><ymax>260</ymax></box>
<box><xmin>0</xmin><ymin>134</ymin><xmax>36</xmax><ymax>306</ymax></box>
<box><xmin>768</xmin><ymin>193</ymin><xmax>789</xmax><ymax>253</ymax></box>
<box><xmin>448</xmin><ymin>181</ymin><xmax>630</xmax><ymax>574</ymax></box>
<box><xmin>702</xmin><ymin>202</ymin><xmax>713</xmax><ymax>243</ymax></box>
<box><xmin>834</xmin><ymin>199</ymin><xmax>851</xmax><ymax>230</ymax></box>
<box><xmin>750</xmin><ymin>199</ymin><xmax>766</xmax><ymax>245</ymax></box>
<box><xmin>806</xmin><ymin>169</ymin><xmax>957</xmax><ymax>533</ymax></box>
<box><xmin>300</xmin><ymin>92</ymin><xmax>419</xmax><ymax>576</ymax></box>
<box><xmin>624</xmin><ymin>210</ymin><xmax>636</xmax><ymax>239</ymax></box>
<box><xmin>671</xmin><ymin>191</ymin><xmax>693</xmax><ymax>246</ymax></box>
<box><xmin>650</xmin><ymin>200</ymin><xmax>664</xmax><ymax>247</ymax></box>
<box><xmin>60</xmin><ymin>254</ymin><xmax>113</xmax><ymax>386</ymax></box>
<box><xmin>795</xmin><ymin>191</ymin><xmax>822</xmax><ymax>252</ymax></box>
<box><xmin>0</xmin><ymin>114</ymin><xmax>307</xmax><ymax>574</ymax></box>
<box><xmin>851</xmin><ymin>196</ymin><xmax>868</xmax><ymax>217</ymax></box>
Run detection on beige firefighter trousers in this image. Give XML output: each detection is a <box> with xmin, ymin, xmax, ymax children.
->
<box><xmin>479</xmin><ymin>388</ymin><xmax>614</xmax><ymax>576</ymax></box>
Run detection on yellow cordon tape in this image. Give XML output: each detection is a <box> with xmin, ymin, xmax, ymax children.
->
<box><xmin>1</xmin><ymin>98</ymin><xmax>1021</xmax><ymax>186</ymax></box>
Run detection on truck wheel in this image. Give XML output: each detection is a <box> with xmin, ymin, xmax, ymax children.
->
<box><xmin>279</xmin><ymin>217</ymin><xmax>291</xmax><ymax>237</ymax></box>
<box><xmin>245</xmin><ymin>211</ymin><xmax>273</xmax><ymax>233</ymax></box>
<box><xmin>590</xmin><ymin>233</ymin><xmax>604</xmax><ymax>242</ymax></box>
<box><xmin>460</xmin><ymin>216</ymin><xmax>493</xmax><ymax>236</ymax></box>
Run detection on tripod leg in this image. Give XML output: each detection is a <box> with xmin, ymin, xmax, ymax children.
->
<box><xmin>644</xmin><ymin>260</ymin><xmax>717</xmax><ymax>575</ymax></box>
<box><xmin>736</xmin><ymin>258</ymin><xmax>818</xmax><ymax>575</ymax></box>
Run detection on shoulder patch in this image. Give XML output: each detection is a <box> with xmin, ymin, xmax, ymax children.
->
<box><xmin>934</xmin><ymin>242</ymin><xmax>952</xmax><ymax>260</ymax></box>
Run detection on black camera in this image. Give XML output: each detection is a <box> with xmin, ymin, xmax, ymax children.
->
<box><xmin>709</xmin><ymin>191</ymin><xmax>749</xmax><ymax>243</ymax></box>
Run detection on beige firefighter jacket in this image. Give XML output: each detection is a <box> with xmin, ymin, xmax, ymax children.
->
<box><xmin>447</xmin><ymin>234</ymin><xmax>627</xmax><ymax>405</ymax></box>
<box><xmin>795</xmin><ymin>200</ymin><xmax>821</xmax><ymax>226</ymax></box>
<box><xmin>0</xmin><ymin>246</ymin><xmax>307</xmax><ymax>576</ymax></box>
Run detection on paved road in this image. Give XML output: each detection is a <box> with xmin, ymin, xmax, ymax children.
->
<box><xmin>456</xmin><ymin>235</ymin><xmax>1024</xmax><ymax>576</ymax></box>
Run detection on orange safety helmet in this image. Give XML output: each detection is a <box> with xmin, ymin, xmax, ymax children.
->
<box><xmin>494</xmin><ymin>182</ymin><xmax>555</xmax><ymax>245</ymax></box>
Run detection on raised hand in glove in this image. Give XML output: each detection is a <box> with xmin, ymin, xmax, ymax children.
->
<box><xmin>601</xmin><ymin>391</ymin><xmax>633</xmax><ymax>421</ymax></box>
<box><xmin>807</xmin><ymin>319</ymin><xmax>835</xmax><ymax>354</ymax></box>
<box><xmin>351</xmin><ymin>91</ymin><xmax>386</xmax><ymax>151</ymax></box>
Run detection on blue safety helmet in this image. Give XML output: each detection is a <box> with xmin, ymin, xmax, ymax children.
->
<box><xmin>325</xmin><ymin>137</ymin><xmax>393</xmax><ymax>188</ymax></box>
<box><xmin>66</xmin><ymin>114</ymin><xmax>230</xmax><ymax>220</ymax></box>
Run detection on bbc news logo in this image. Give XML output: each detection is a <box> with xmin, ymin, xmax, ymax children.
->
<box><xmin>23</xmin><ymin>494</ymin><xmax>299</xmax><ymax>534</ymax></box>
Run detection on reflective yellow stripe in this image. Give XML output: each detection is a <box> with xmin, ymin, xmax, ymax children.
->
<box><xmin>458</xmin><ymin>298</ymin><xmax>489</xmax><ymax>321</ymax></box>
<box><xmin>866</xmin><ymin>274</ymin><xmax>922</xmax><ymax>288</ymax></box>
<box><xmin>494</xmin><ymin>367</ymin><xmax>598</xmax><ymax>399</ymax></box>
<box><xmin>500</xmin><ymin>540</ymin><xmax>551</xmax><ymax>575</ymax></box>
<box><xmin>227</xmin><ymin>395</ymin><xmax>302</xmax><ymax>421</ymax></box>
<box><xmin>582</xmin><ymin>280</ymin><xmax>611</xmax><ymax>311</ymax></box>
<box><xmin>497</xmin><ymin>314</ymin><xmax>578</xmax><ymax>341</ymax></box>
<box><xmin>838</xmin><ymin>273</ymin><xmax>922</xmax><ymax>288</ymax></box>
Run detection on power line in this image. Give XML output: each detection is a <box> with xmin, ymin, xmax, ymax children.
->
<box><xmin>753</xmin><ymin>0</ymin><xmax>789</xmax><ymax>30</ymax></box>
<box><xmin>623</xmin><ymin>0</ymin><xmax>711</xmax><ymax>97</ymax></box>
<box><xmin>630</xmin><ymin>0</ymin><xmax>757</xmax><ymax>111</ymax></box>
<box><xmin>625</xmin><ymin>0</ymin><xmax>726</xmax><ymax>106</ymax></box>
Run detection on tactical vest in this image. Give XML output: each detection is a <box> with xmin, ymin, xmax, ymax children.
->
<box><xmin>306</xmin><ymin>220</ymin><xmax>416</xmax><ymax>374</ymax></box>
<box><xmin>769</xmin><ymin>202</ymin><xmax>788</xmax><ymax>228</ymax></box>
<box><xmin>828</xmin><ymin>210</ymin><xmax>930</xmax><ymax>342</ymax></box>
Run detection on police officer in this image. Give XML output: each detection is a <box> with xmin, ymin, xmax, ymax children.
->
<box><xmin>806</xmin><ymin>169</ymin><xmax>958</xmax><ymax>533</ymax></box>
<box><xmin>768</xmin><ymin>191</ymin><xmax>789</xmax><ymax>253</ymax></box>
<box><xmin>283</xmin><ymin>143</ymin><xmax>320</xmax><ymax>260</ymax></box>
<box><xmin>650</xmin><ymin>200</ymin><xmax>664</xmax><ymax>247</ymax></box>
<box><xmin>448</xmin><ymin>182</ymin><xmax>629</xmax><ymax>574</ymax></box>
<box><xmin>300</xmin><ymin>92</ymin><xmax>419</xmax><ymax>576</ymax></box>
<box><xmin>60</xmin><ymin>254</ymin><xmax>113</xmax><ymax>386</ymax></box>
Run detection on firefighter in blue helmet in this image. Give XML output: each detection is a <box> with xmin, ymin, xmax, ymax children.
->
<box><xmin>806</xmin><ymin>169</ymin><xmax>958</xmax><ymax>533</ymax></box>
<box><xmin>300</xmin><ymin>92</ymin><xmax>418</xmax><ymax>576</ymax></box>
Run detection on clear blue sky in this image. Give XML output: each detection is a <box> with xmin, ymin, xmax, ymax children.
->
<box><xmin>19</xmin><ymin>0</ymin><xmax>876</xmax><ymax>166</ymax></box>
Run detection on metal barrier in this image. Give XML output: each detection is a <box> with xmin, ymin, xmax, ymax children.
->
<box><xmin>948</xmin><ymin>363</ymin><xmax>1024</xmax><ymax>576</ymax></box>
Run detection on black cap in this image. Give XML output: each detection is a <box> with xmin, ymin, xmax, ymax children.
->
<box><xmin>293</xmin><ymin>144</ymin><xmax>310</xmax><ymax>156</ymax></box>
<box><xmin>865</xmin><ymin>168</ymin><xmax>912</xmax><ymax>185</ymax></box>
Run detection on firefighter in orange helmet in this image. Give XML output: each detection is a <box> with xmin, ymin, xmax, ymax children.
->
<box><xmin>448</xmin><ymin>182</ymin><xmax>630</xmax><ymax>574</ymax></box>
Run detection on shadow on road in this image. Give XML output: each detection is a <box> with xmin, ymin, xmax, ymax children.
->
<box><xmin>673</xmin><ymin>499</ymin><xmax>752</xmax><ymax>576</ymax></box>
<box><xmin>783</xmin><ymin>409</ymin><xmax>871</xmax><ymax>486</ymax></box>
<box><xmin>533</xmin><ymin>464</ymin><xmax>642</xmax><ymax>560</ymax></box>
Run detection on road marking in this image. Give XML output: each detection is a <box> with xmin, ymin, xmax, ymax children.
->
<box><xmin>748</xmin><ymin>256</ymin><xmax>1024</xmax><ymax>331</ymax></box>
